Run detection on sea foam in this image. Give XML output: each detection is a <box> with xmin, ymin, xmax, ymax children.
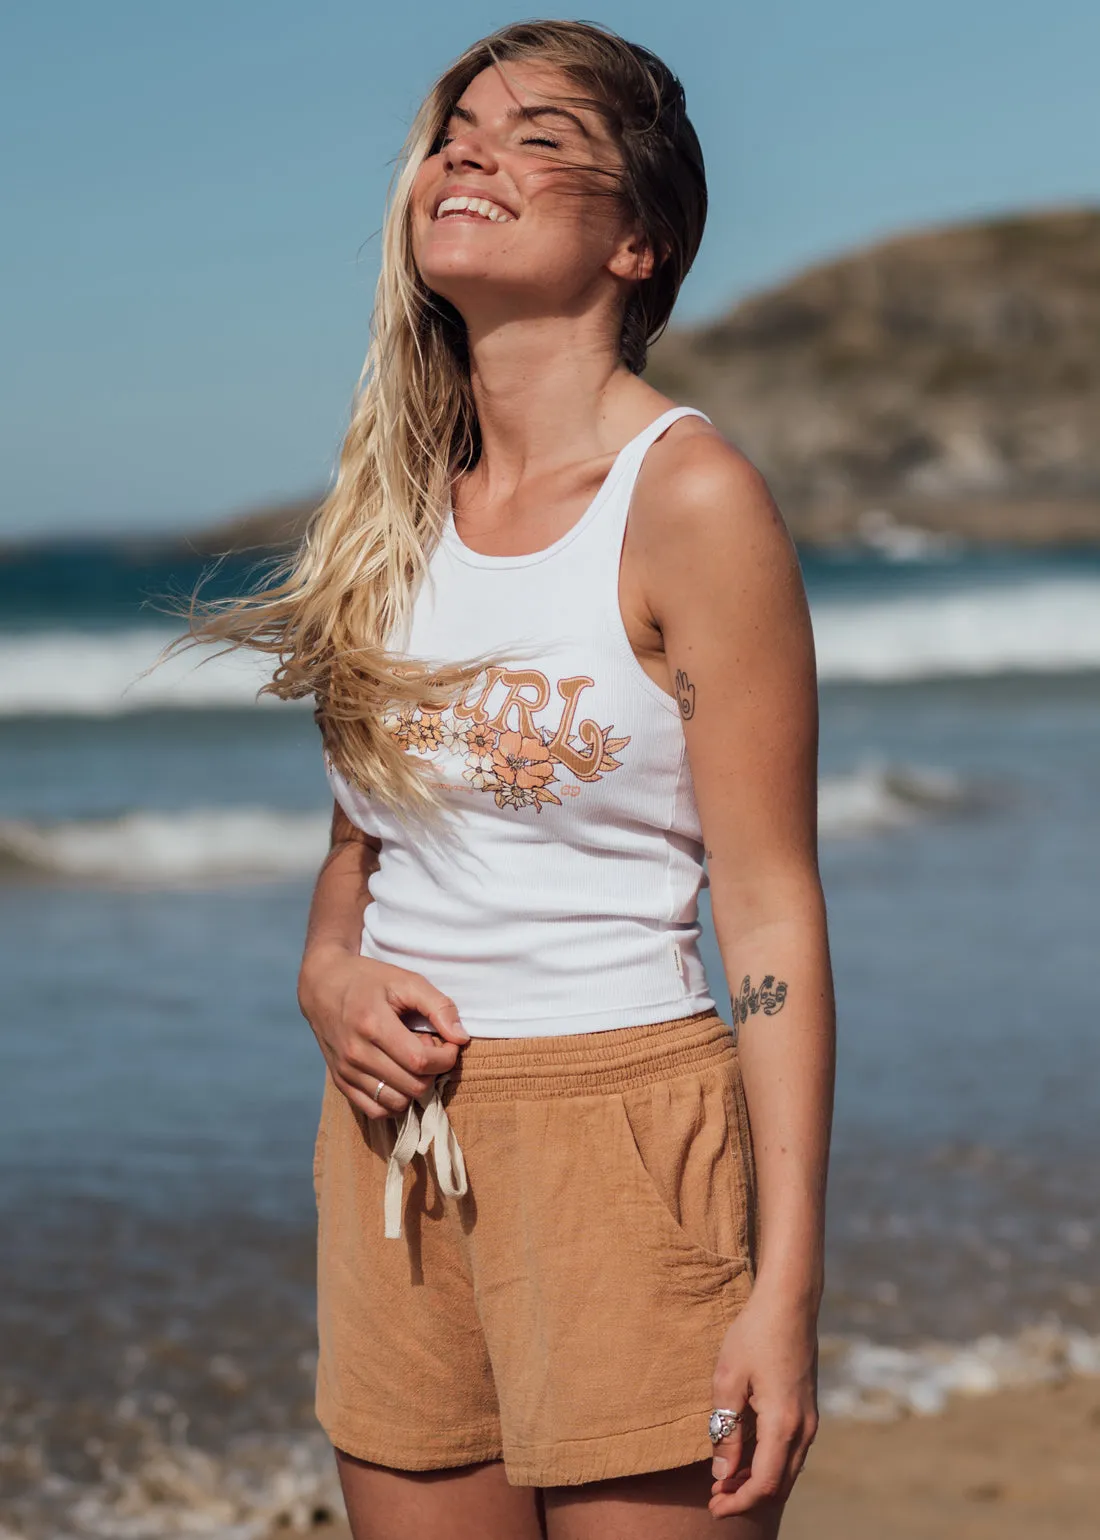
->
<box><xmin>819</xmin><ymin>1320</ymin><xmax>1100</xmax><ymax>1420</ymax></box>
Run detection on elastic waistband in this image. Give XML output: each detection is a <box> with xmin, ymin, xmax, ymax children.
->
<box><xmin>444</xmin><ymin>1010</ymin><xmax>735</xmax><ymax>1104</ymax></box>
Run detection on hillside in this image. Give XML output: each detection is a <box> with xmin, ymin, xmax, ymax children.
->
<box><xmin>645</xmin><ymin>205</ymin><xmax>1100</xmax><ymax>544</ymax></box>
<box><xmin>194</xmin><ymin>206</ymin><xmax>1100</xmax><ymax>552</ymax></box>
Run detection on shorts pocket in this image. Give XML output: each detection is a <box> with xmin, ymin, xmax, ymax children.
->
<box><xmin>725</xmin><ymin>1053</ymin><xmax>759</xmax><ymax>1274</ymax></box>
<box><xmin>614</xmin><ymin>1060</ymin><xmax>754</xmax><ymax>1271</ymax></box>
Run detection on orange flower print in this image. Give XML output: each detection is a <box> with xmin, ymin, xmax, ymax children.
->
<box><xmin>490</xmin><ymin>730</ymin><xmax>562</xmax><ymax>812</ymax></box>
<box><xmin>462</xmin><ymin>722</ymin><xmax>498</xmax><ymax>757</ymax></box>
<box><xmin>378</xmin><ymin>667</ymin><xmax>629</xmax><ymax>813</ymax></box>
<box><xmin>457</xmin><ymin>720</ymin><xmax>501</xmax><ymax>791</ymax></box>
<box><xmin>406</xmin><ymin>710</ymin><xmax>450</xmax><ymax>755</ymax></box>
<box><xmin>380</xmin><ymin>704</ymin><xmax>419</xmax><ymax>751</ymax></box>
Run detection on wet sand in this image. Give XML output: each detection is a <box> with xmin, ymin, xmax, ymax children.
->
<box><xmin>783</xmin><ymin>1376</ymin><xmax>1100</xmax><ymax>1539</ymax></box>
<box><xmin>302</xmin><ymin>1378</ymin><xmax>1100</xmax><ymax>1539</ymax></box>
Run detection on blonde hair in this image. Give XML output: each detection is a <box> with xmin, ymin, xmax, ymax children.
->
<box><xmin>172</xmin><ymin>19</ymin><xmax>707</xmax><ymax>828</ymax></box>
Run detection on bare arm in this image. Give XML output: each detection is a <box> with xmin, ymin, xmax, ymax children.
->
<box><xmin>639</xmin><ymin>429</ymin><xmax>835</xmax><ymax>1518</ymax></box>
<box><xmin>298</xmin><ymin>799</ymin><xmax>470</xmax><ymax>1118</ymax></box>
<box><xmin>300</xmin><ymin>798</ymin><xmax>381</xmax><ymax>966</ymax></box>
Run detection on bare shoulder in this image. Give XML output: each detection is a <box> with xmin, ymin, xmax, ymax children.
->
<box><xmin>630</xmin><ymin>416</ymin><xmax>801</xmax><ymax>625</ymax></box>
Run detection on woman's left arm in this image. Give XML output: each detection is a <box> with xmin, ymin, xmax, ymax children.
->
<box><xmin>640</xmin><ymin>430</ymin><xmax>836</xmax><ymax>1521</ymax></box>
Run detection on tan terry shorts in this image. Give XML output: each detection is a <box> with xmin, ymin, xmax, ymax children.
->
<box><xmin>312</xmin><ymin>1009</ymin><xmax>758</xmax><ymax>1488</ymax></box>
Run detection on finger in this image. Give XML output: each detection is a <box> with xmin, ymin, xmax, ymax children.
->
<box><xmin>709</xmin><ymin>1425</ymin><xmax>745</xmax><ymax>1486</ymax></box>
<box><xmin>340</xmin><ymin>1040</ymin><xmax>432</xmax><ymax>1104</ymax></box>
<box><xmin>342</xmin><ymin>1068</ymin><xmax>410</xmax><ymax>1116</ymax></box>
<box><xmin>708</xmin><ymin>1395</ymin><xmax>753</xmax><ymax>1489</ymax></box>
<box><xmin>374</xmin><ymin>1011</ymin><xmax>462</xmax><ymax>1079</ymax></box>
<box><xmin>787</xmin><ymin>1430</ymin><xmax>814</xmax><ymax>1488</ymax></box>
<box><xmin>332</xmin><ymin>1068</ymin><xmax>398</xmax><ymax>1122</ymax></box>
<box><xmin>386</xmin><ymin>978</ymin><xmax>470</xmax><ymax>1046</ymax></box>
<box><xmin>709</xmin><ymin>1421</ymin><xmax>790</xmax><ymax>1518</ymax></box>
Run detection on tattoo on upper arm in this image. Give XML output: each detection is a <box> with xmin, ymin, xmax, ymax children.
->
<box><xmin>731</xmin><ymin>974</ymin><xmax>788</xmax><ymax>1024</ymax></box>
<box><xmin>674</xmin><ymin>668</ymin><xmax>695</xmax><ymax>719</ymax></box>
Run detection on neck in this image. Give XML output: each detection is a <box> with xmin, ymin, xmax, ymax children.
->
<box><xmin>459</xmin><ymin>308</ymin><xmax>640</xmax><ymax>498</ymax></box>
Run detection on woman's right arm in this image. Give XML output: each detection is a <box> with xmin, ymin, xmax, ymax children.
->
<box><xmin>297</xmin><ymin>799</ymin><xmax>470</xmax><ymax>1118</ymax></box>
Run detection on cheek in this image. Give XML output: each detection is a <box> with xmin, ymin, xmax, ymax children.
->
<box><xmin>522</xmin><ymin>182</ymin><xmax>621</xmax><ymax>258</ymax></box>
<box><xmin>407</xmin><ymin>165</ymin><xmax>437</xmax><ymax>231</ymax></box>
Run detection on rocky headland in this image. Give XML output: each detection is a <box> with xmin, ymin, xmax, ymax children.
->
<box><xmin>644</xmin><ymin>204</ymin><xmax>1100</xmax><ymax>546</ymax></box>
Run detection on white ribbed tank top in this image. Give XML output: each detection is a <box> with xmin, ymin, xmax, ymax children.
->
<box><xmin>325</xmin><ymin>405</ymin><xmax>718</xmax><ymax>1038</ymax></box>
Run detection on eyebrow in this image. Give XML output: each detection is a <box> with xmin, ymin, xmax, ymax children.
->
<box><xmin>449</xmin><ymin>102</ymin><xmax>592</xmax><ymax>139</ymax></box>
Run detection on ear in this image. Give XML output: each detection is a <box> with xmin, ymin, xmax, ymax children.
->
<box><xmin>607</xmin><ymin>227</ymin><xmax>657</xmax><ymax>284</ymax></box>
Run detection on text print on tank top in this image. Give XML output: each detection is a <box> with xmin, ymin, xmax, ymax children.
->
<box><xmin>325</xmin><ymin>405</ymin><xmax>719</xmax><ymax>1038</ymax></box>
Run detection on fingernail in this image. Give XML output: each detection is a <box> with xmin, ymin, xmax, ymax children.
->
<box><xmin>711</xmin><ymin>1457</ymin><xmax>729</xmax><ymax>1479</ymax></box>
<box><xmin>454</xmin><ymin>1017</ymin><xmax>470</xmax><ymax>1041</ymax></box>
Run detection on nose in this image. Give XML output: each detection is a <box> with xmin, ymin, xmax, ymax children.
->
<box><xmin>442</xmin><ymin>126</ymin><xmax>499</xmax><ymax>175</ymax></box>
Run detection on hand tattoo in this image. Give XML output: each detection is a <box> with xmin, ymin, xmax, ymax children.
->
<box><xmin>731</xmin><ymin>974</ymin><xmax>789</xmax><ymax>1024</ymax></box>
<box><xmin>674</xmin><ymin>668</ymin><xmax>695</xmax><ymax>719</ymax></box>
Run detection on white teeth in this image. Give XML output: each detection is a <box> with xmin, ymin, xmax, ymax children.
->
<box><xmin>435</xmin><ymin>195</ymin><xmax>513</xmax><ymax>222</ymax></box>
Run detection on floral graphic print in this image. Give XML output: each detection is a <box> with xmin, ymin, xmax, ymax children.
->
<box><xmin>384</xmin><ymin>666</ymin><xmax>630</xmax><ymax>813</ymax></box>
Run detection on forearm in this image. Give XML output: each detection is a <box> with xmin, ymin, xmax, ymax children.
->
<box><xmin>713</xmin><ymin>878</ymin><xmax>836</xmax><ymax>1313</ymax></box>
<box><xmin>299</xmin><ymin>803</ymin><xmax>380</xmax><ymax>1005</ymax></box>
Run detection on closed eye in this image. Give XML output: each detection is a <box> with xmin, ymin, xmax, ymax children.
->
<box><xmin>433</xmin><ymin>132</ymin><xmax>562</xmax><ymax>153</ymax></box>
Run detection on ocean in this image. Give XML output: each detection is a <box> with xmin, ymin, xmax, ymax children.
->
<box><xmin>1</xmin><ymin>538</ymin><xmax>1098</xmax><ymax>1538</ymax></box>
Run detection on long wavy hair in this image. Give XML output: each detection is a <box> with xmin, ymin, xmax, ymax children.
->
<box><xmin>173</xmin><ymin>19</ymin><xmax>707</xmax><ymax>828</ymax></box>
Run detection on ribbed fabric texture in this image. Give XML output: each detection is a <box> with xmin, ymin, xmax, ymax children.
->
<box><xmin>326</xmin><ymin>405</ymin><xmax>718</xmax><ymax>1037</ymax></box>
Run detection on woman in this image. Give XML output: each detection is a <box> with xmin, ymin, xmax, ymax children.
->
<box><xmin>189</xmin><ymin>19</ymin><xmax>835</xmax><ymax>1537</ymax></box>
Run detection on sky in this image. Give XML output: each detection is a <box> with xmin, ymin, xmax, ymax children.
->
<box><xmin>1</xmin><ymin>0</ymin><xmax>1098</xmax><ymax>541</ymax></box>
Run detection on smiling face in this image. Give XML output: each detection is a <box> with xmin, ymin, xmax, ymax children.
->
<box><xmin>409</xmin><ymin>59</ymin><xmax>652</xmax><ymax>325</ymax></box>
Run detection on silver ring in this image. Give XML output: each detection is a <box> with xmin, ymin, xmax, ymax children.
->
<box><xmin>374</xmin><ymin>1078</ymin><xmax>387</xmax><ymax>1103</ymax></box>
<box><xmin>709</xmin><ymin>1408</ymin><xmax>743</xmax><ymax>1444</ymax></box>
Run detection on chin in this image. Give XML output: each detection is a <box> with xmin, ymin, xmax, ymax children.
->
<box><xmin>416</xmin><ymin>256</ymin><xmax>522</xmax><ymax>302</ymax></box>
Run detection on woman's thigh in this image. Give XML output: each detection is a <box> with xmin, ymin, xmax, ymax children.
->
<box><xmin>335</xmin><ymin>1450</ymin><xmax>546</xmax><ymax>1540</ymax></box>
<box><xmin>544</xmin><ymin>1460</ymin><xmax>784</xmax><ymax>1540</ymax></box>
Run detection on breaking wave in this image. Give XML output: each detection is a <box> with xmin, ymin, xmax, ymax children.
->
<box><xmin>0</xmin><ymin>574</ymin><xmax>1099</xmax><ymax>718</ymax></box>
<box><xmin>817</xmin><ymin>762</ymin><xmax>971</xmax><ymax>837</ymax></box>
<box><xmin>811</xmin><ymin>576</ymin><xmax>1100</xmax><ymax>682</ymax></box>
<box><xmin>0</xmin><ymin>808</ymin><xmax>330</xmax><ymax>884</ymax></box>
<box><xmin>0</xmin><ymin>629</ymin><xmax>289</xmax><ymax>717</ymax></box>
<box><xmin>0</xmin><ymin>765</ymin><xmax>969</xmax><ymax>885</ymax></box>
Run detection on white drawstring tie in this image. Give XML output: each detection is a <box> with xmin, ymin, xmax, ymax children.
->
<box><xmin>383</xmin><ymin>1073</ymin><xmax>468</xmax><ymax>1239</ymax></box>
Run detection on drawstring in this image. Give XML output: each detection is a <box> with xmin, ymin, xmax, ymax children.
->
<box><xmin>383</xmin><ymin>1073</ymin><xmax>468</xmax><ymax>1239</ymax></box>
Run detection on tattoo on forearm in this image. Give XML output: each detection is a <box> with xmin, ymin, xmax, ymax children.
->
<box><xmin>731</xmin><ymin>974</ymin><xmax>789</xmax><ymax>1024</ymax></box>
<box><xmin>674</xmin><ymin>668</ymin><xmax>695</xmax><ymax>719</ymax></box>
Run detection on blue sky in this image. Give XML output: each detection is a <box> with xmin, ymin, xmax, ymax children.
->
<box><xmin>2</xmin><ymin>0</ymin><xmax>1097</xmax><ymax>540</ymax></box>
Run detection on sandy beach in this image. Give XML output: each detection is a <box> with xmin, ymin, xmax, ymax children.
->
<box><xmin>300</xmin><ymin>1378</ymin><xmax>1100</xmax><ymax>1539</ymax></box>
<box><xmin>783</xmin><ymin>1377</ymin><xmax>1100</xmax><ymax>1539</ymax></box>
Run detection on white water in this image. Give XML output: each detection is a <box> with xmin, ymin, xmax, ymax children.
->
<box><xmin>0</xmin><ymin>765</ymin><xmax>969</xmax><ymax>884</ymax></box>
<box><xmin>0</xmin><ymin>808</ymin><xmax>331</xmax><ymax>883</ymax></box>
<box><xmin>0</xmin><ymin>629</ymin><xmax>284</xmax><ymax>716</ymax></box>
<box><xmin>819</xmin><ymin>1320</ymin><xmax>1100</xmax><ymax>1420</ymax></box>
<box><xmin>811</xmin><ymin>576</ymin><xmax>1100</xmax><ymax>681</ymax></box>
<box><xmin>1</xmin><ymin>576</ymin><xmax>1100</xmax><ymax>717</ymax></box>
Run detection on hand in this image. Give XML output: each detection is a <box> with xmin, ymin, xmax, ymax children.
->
<box><xmin>708</xmin><ymin>1290</ymin><xmax>819</xmax><ymax>1520</ymax></box>
<box><xmin>298</xmin><ymin>942</ymin><xmax>470</xmax><ymax>1119</ymax></box>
